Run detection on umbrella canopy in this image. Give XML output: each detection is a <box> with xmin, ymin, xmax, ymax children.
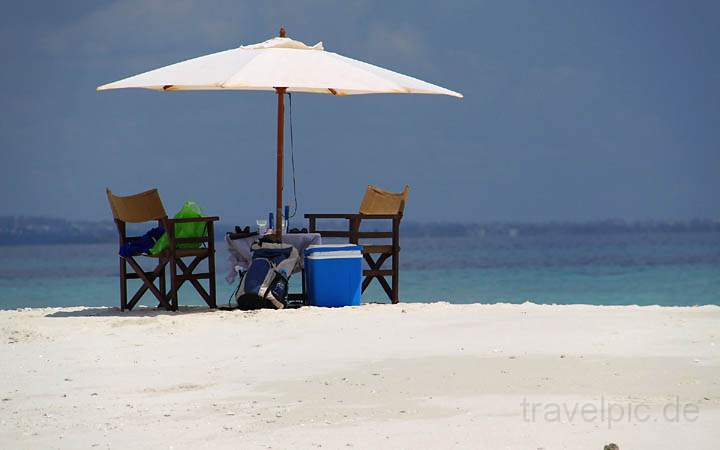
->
<box><xmin>98</xmin><ymin>29</ymin><xmax>462</xmax><ymax>236</ymax></box>
<box><xmin>98</xmin><ymin>35</ymin><xmax>462</xmax><ymax>97</ymax></box>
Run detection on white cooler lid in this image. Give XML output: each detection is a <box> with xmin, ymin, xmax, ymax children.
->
<box><xmin>305</xmin><ymin>244</ymin><xmax>363</xmax><ymax>259</ymax></box>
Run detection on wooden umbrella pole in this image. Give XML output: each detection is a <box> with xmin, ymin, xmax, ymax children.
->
<box><xmin>275</xmin><ymin>86</ymin><xmax>286</xmax><ymax>239</ymax></box>
<box><xmin>275</xmin><ymin>27</ymin><xmax>287</xmax><ymax>242</ymax></box>
<box><xmin>274</xmin><ymin>27</ymin><xmax>287</xmax><ymax>240</ymax></box>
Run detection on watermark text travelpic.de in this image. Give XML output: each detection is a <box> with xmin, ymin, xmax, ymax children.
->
<box><xmin>521</xmin><ymin>396</ymin><xmax>700</xmax><ymax>429</ymax></box>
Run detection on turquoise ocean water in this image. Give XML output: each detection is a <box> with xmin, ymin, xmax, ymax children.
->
<box><xmin>1</xmin><ymin>230</ymin><xmax>718</xmax><ymax>309</ymax></box>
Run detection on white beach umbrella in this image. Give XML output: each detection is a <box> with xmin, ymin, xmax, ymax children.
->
<box><xmin>98</xmin><ymin>28</ymin><xmax>462</xmax><ymax>236</ymax></box>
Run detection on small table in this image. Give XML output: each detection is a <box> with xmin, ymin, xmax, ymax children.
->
<box><xmin>225</xmin><ymin>232</ymin><xmax>322</xmax><ymax>284</ymax></box>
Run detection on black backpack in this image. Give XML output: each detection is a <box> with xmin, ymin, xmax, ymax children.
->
<box><xmin>234</xmin><ymin>243</ymin><xmax>299</xmax><ymax>310</ymax></box>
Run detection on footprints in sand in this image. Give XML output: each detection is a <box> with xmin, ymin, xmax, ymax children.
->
<box><xmin>142</xmin><ymin>383</ymin><xmax>209</xmax><ymax>395</ymax></box>
<box><xmin>2</xmin><ymin>327</ymin><xmax>46</xmax><ymax>344</ymax></box>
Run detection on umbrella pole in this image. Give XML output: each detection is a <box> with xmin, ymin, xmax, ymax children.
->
<box><xmin>275</xmin><ymin>86</ymin><xmax>287</xmax><ymax>239</ymax></box>
<box><xmin>273</xmin><ymin>26</ymin><xmax>288</xmax><ymax>240</ymax></box>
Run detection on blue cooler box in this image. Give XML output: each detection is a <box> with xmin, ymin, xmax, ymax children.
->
<box><xmin>305</xmin><ymin>244</ymin><xmax>363</xmax><ymax>307</ymax></box>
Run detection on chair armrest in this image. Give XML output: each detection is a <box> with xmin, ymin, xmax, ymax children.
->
<box><xmin>168</xmin><ymin>216</ymin><xmax>220</xmax><ymax>224</ymax></box>
<box><xmin>358</xmin><ymin>213</ymin><xmax>403</xmax><ymax>220</ymax></box>
<box><xmin>163</xmin><ymin>217</ymin><xmax>218</xmax><ymax>247</ymax></box>
<box><xmin>306</xmin><ymin>213</ymin><xmax>402</xmax><ymax>241</ymax></box>
<box><xmin>306</xmin><ymin>213</ymin><xmax>356</xmax><ymax>236</ymax></box>
<box><xmin>304</xmin><ymin>213</ymin><xmax>358</xmax><ymax>219</ymax></box>
<box><xmin>304</xmin><ymin>213</ymin><xmax>402</xmax><ymax>220</ymax></box>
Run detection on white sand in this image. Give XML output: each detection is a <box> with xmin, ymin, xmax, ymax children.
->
<box><xmin>1</xmin><ymin>302</ymin><xmax>719</xmax><ymax>449</ymax></box>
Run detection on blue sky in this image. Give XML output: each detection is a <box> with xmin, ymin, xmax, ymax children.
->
<box><xmin>1</xmin><ymin>0</ymin><xmax>718</xmax><ymax>223</ymax></box>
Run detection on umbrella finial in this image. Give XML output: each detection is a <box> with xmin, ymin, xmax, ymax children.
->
<box><xmin>279</xmin><ymin>26</ymin><xmax>286</xmax><ymax>38</ymax></box>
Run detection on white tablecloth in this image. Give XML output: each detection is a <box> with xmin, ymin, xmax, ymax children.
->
<box><xmin>225</xmin><ymin>233</ymin><xmax>322</xmax><ymax>283</ymax></box>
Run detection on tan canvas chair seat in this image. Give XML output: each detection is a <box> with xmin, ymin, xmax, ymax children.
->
<box><xmin>359</xmin><ymin>185</ymin><xmax>409</xmax><ymax>215</ymax></box>
<box><xmin>107</xmin><ymin>188</ymin><xmax>167</xmax><ymax>223</ymax></box>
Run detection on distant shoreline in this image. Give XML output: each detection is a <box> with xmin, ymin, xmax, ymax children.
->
<box><xmin>1</xmin><ymin>216</ymin><xmax>718</xmax><ymax>246</ymax></box>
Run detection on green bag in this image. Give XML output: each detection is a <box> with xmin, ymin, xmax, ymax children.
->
<box><xmin>150</xmin><ymin>201</ymin><xmax>206</xmax><ymax>255</ymax></box>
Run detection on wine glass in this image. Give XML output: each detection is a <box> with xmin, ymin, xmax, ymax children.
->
<box><xmin>256</xmin><ymin>218</ymin><xmax>267</xmax><ymax>235</ymax></box>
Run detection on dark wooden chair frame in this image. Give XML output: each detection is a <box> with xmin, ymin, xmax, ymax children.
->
<box><xmin>115</xmin><ymin>215</ymin><xmax>219</xmax><ymax>311</ymax></box>
<box><xmin>305</xmin><ymin>213</ymin><xmax>402</xmax><ymax>303</ymax></box>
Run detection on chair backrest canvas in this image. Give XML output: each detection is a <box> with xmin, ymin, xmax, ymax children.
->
<box><xmin>106</xmin><ymin>188</ymin><xmax>168</xmax><ymax>223</ymax></box>
<box><xmin>358</xmin><ymin>185</ymin><xmax>410</xmax><ymax>215</ymax></box>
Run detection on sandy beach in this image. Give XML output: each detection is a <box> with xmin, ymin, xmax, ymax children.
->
<box><xmin>1</xmin><ymin>302</ymin><xmax>718</xmax><ymax>449</ymax></box>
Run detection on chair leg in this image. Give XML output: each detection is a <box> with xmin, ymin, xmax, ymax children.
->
<box><xmin>391</xmin><ymin>260</ymin><xmax>399</xmax><ymax>304</ymax></box>
<box><xmin>119</xmin><ymin>257</ymin><xmax>128</xmax><ymax>311</ymax></box>
<box><xmin>208</xmin><ymin>251</ymin><xmax>217</xmax><ymax>309</ymax></box>
<box><xmin>159</xmin><ymin>259</ymin><xmax>166</xmax><ymax>306</ymax></box>
<box><xmin>207</xmin><ymin>221</ymin><xmax>217</xmax><ymax>309</ymax></box>
<box><xmin>392</xmin><ymin>217</ymin><xmax>400</xmax><ymax>304</ymax></box>
<box><xmin>170</xmin><ymin>257</ymin><xmax>179</xmax><ymax>311</ymax></box>
<box><xmin>362</xmin><ymin>252</ymin><xmax>395</xmax><ymax>303</ymax></box>
<box><xmin>124</xmin><ymin>257</ymin><xmax>171</xmax><ymax>310</ymax></box>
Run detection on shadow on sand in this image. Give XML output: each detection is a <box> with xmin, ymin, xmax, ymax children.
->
<box><xmin>45</xmin><ymin>306</ymin><xmax>224</xmax><ymax>318</ymax></box>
